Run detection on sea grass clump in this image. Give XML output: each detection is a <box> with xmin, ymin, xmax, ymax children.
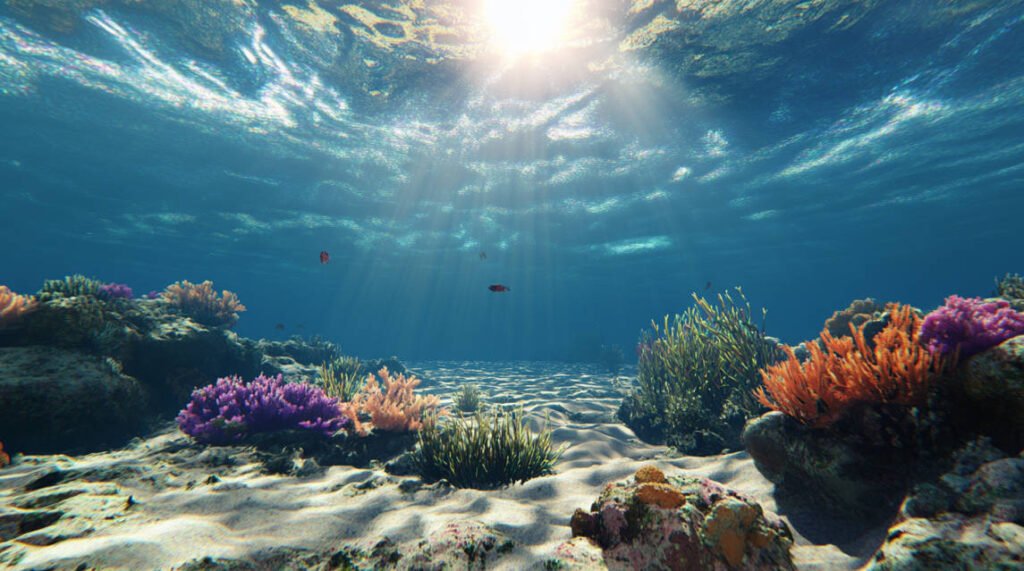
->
<box><xmin>413</xmin><ymin>408</ymin><xmax>563</xmax><ymax>489</ymax></box>
<box><xmin>454</xmin><ymin>384</ymin><xmax>482</xmax><ymax>413</ymax></box>
<box><xmin>618</xmin><ymin>288</ymin><xmax>781</xmax><ymax>455</ymax></box>
<box><xmin>318</xmin><ymin>356</ymin><xmax>364</xmax><ymax>402</ymax></box>
<box><xmin>37</xmin><ymin>274</ymin><xmax>104</xmax><ymax>301</ymax></box>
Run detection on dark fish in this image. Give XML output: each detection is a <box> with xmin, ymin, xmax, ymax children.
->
<box><xmin>479</xmin><ymin>251</ymin><xmax>487</xmax><ymax>260</ymax></box>
<box><xmin>320</xmin><ymin>250</ymin><xmax>330</xmax><ymax>264</ymax></box>
<box><xmin>488</xmin><ymin>284</ymin><xmax>510</xmax><ymax>292</ymax></box>
<box><xmin>705</xmin><ymin>281</ymin><xmax>712</xmax><ymax>290</ymax></box>
<box><xmin>275</xmin><ymin>323</ymin><xmax>285</xmax><ymax>331</ymax></box>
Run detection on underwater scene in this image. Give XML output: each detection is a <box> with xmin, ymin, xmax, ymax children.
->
<box><xmin>1</xmin><ymin>0</ymin><xmax>1023</xmax><ymax>569</ymax></box>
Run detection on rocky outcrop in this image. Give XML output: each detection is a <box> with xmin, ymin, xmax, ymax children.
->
<box><xmin>963</xmin><ymin>335</ymin><xmax>1024</xmax><ymax>452</ymax></box>
<box><xmin>0</xmin><ymin>347</ymin><xmax>147</xmax><ymax>453</ymax></box>
<box><xmin>866</xmin><ymin>439</ymin><xmax>1024</xmax><ymax>570</ymax></box>
<box><xmin>555</xmin><ymin>466</ymin><xmax>795</xmax><ymax>570</ymax></box>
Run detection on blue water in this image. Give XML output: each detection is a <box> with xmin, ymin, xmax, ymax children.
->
<box><xmin>1</xmin><ymin>1</ymin><xmax>1022</xmax><ymax>360</ymax></box>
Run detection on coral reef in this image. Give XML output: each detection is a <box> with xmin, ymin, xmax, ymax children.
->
<box><xmin>162</xmin><ymin>280</ymin><xmax>246</xmax><ymax>328</ymax></box>
<box><xmin>177</xmin><ymin>374</ymin><xmax>350</xmax><ymax>445</ymax></box>
<box><xmin>98</xmin><ymin>282</ymin><xmax>133</xmax><ymax>300</ymax></box>
<box><xmin>824</xmin><ymin>297</ymin><xmax>884</xmax><ymax>339</ymax></box>
<box><xmin>619</xmin><ymin>288</ymin><xmax>781</xmax><ymax>454</ymax></box>
<box><xmin>558</xmin><ymin>466</ymin><xmax>795</xmax><ymax>570</ymax></box>
<box><xmin>345</xmin><ymin>367</ymin><xmax>441</xmax><ymax>434</ymax></box>
<box><xmin>866</xmin><ymin>438</ymin><xmax>1024</xmax><ymax>570</ymax></box>
<box><xmin>756</xmin><ymin>303</ymin><xmax>950</xmax><ymax>428</ymax></box>
<box><xmin>37</xmin><ymin>274</ymin><xmax>103</xmax><ymax>301</ymax></box>
<box><xmin>919</xmin><ymin>295</ymin><xmax>1024</xmax><ymax>358</ymax></box>
<box><xmin>0</xmin><ymin>285</ymin><xmax>36</xmax><ymax>329</ymax></box>
<box><xmin>994</xmin><ymin>272</ymin><xmax>1024</xmax><ymax>311</ymax></box>
<box><xmin>413</xmin><ymin>407</ymin><xmax>562</xmax><ymax>489</ymax></box>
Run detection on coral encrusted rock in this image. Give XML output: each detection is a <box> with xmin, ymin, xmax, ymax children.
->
<box><xmin>557</xmin><ymin>465</ymin><xmax>795</xmax><ymax>570</ymax></box>
<box><xmin>0</xmin><ymin>346</ymin><xmax>147</xmax><ymax>453</ymax></box>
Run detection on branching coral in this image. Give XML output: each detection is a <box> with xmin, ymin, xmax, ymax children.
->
<box><xmin>413</xmin><ymin>407</ymin><xmax>563</xmax><ymax>488</ymax></box>
<box><xmin>344</xmin><ymin>367</ymin><xmax>442</xmax><ymax>434</ymax></box>
<box><xmin>177</xmin><ymin>374</ymin><xmax>349</xmax><ymax>445</ymax></box>
<box><xmin>98</xmin><ymin>283</ymin><xmax>134</xmax><ymax>300</ymax></box>
<box><xmin>0</xmin><ymin>286</ymin><xmax>37</xmax><ymax>329</ymax></box>
<box><xmin>919</xmin><ymin>295</ymin><xmax>1024</xmax><ymax>358</ymax></box>
<box><xmin>755</xmin><ymin>304</ymin><xmax>951</xmax><ymax>428</ymax></box>
<box><xmin>619</xmin><ymin>288</ymin><xmax>780</xmax><ymax>453</ymax></box>
<box><xmin>162</xmin><ymin>280</ymin><xmax>246</xmax><ymax>328</ymax></box>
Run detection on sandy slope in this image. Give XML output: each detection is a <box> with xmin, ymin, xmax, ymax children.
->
<box><xmin>0</xmin><ymin>362</ymin><xmax>885</xmax><ymax>570</ymax></box>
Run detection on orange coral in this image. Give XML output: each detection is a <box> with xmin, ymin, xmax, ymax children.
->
<box><xmin>754</xmin><ymin>304</ymin><xmax>951</xmax><ymax>428</ymax></box>
<box><xmin>636</xmin><ymin>482</ymin><xmax>686</xmax><ymax>509</ymax></box>
<box><xmin>635</xmin><ymin>465</ymin><xmax>667</xmax><ymax>484</ymax></box>
<box><xmin>347</xmin><ymin>367</ymin><xmax>443</xmax><ymax>433</ymax></box>
<box><xmin>0</xmin><ymin>441</ymin><xmax>9</xmax><ymax>468</ymax></box>
<box><xmin>162</xmin><ymin>280</ymin><xmax>246</xmax><ymax>327</ymax></box>
<box><xmin>0</xmin><ymin>286</ymin><xmax>37</xmax><ymax>329</ymax></box>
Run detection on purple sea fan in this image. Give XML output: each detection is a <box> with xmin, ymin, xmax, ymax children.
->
<box><xmin>919</xmin><ymin>295</ymin><xmax>1024</xmax><ymax>358</ymax></box>
<box><xmin>99</xmin><ymin>283</ymin><xmax>134</xmax><ymax>300</ymax></box>
<box><xmin>177</xmin><ymin>374</ymin><xmax>350</xmax><ymax>445</ymax></box>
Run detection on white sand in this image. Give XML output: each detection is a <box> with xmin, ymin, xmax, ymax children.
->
<box><xmin>0</xmin><ymin>361</ymin><xmax>884</xmax><ymax>570</ymax></box>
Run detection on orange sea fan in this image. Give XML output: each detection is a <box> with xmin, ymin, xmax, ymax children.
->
<box><xmin>754</xmin><ymin>304</ymin><xmax>950</xmax><ymax>428</ymax></box>
<box><xmin>162</xmin><ymin>280</ymin><xmax>246</xmax><ymax>327</ymax></box>
<box><xmin>349</xmin><ymin>367</ymin><xmax>444</xmax><ymax>433</ymax></box>
<box><xmin>0</xmin><ymin>285</ymin><xmax>37</xmax><ymax>329</ymax></box>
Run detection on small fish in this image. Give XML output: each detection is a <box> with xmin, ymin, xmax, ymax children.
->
<box><xmin>296</xmin><ymin>324</ymin><xmax>305</xmax><ymax>330</ymax></box>
<box><xmin>488</xmin><ymin>284</ymin><xmax>510</xmax><ymax>293</ymax></box>
<box><xmin>479</xmin><ymin>251</ymin><xmax>487</xmax><ymax>260</ymax></box>
<box><xmin>319</xmin><ymin>251</ymin><xmax>330</xmax><ymax>264</ymax></box>
<box><xmin>705</xmin><ymin>281</ymin><xmax>712</xmax><ymax>290</ymax></box>
<box><xmin>275</xmin><ymin>323</ymin><xmax>285</xmax><ymax>331</ymax></box>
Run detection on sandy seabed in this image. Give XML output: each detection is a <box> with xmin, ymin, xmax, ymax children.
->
<box><xmin>0</xmin><ymin>362</ymin><xmax>888</xmax><ymax>570</ymax></box>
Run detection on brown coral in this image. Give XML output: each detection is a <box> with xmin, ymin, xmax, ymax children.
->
<box><xmin>755</xmin><ymin>304</ymin><xmax>951</xmax><ymax>428</ymax></box>
<box><xmin>636</xmin><ymin>482</ymin><xmax>686</xmax><ymax>509</ymax></box>
<box><xmin>162</xmin><ymin>280</ymin><xmax>246</xmax><ymax>328</ymax></box>
<box><xmin>823</xmin><ymin>298</ymin><xmax>884</xmax><ymax>339</ymax></box>
<box><xmin>346</xmin><ymin>367</ymin><xmax>443</xmax><ymax>433</ymax></box>
<box><xmin>0</xmin><ymin>286</ymin><xmax>37</xmax><ymax>329</ymax></box>
<box><xmin>634</xmin><ymin>465</ymin><xmax>667</xmax><ymax>484</ymax></box>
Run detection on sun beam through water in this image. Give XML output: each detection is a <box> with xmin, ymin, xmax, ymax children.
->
<box><xmin>482</xmin><ymin>0</ymin><xmax>575</xmax><ymax>56</ymax></box>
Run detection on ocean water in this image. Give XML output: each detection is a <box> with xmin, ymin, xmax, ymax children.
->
<box><xmin>1</xmin><ymin>0</ymin><xmax>1022</xmax><ymax>361</ymax></box>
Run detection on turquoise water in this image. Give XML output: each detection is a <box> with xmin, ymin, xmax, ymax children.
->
<box><xmin>1</xmin><ymin>1</ymin><xmax>1022</xmax><ymax>360</ymax></box>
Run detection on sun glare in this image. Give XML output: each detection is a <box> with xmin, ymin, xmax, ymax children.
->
<box><xmin>483</xmin><ymin>0</ymin><xmax>574</xmax><ymax>56</ymax></box>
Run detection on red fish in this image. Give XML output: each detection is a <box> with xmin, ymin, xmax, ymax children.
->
<box><xmin>319</xmin><ymin>251</ymin><xmax>330</xmax><ymax>264</ymax></box>
<box><xmin>488</xmin><ymin>284</ymin><xmax>510</xmax><ymax>292</ymax></box>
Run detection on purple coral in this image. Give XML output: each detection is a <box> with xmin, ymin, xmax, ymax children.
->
<box><xmin>919</xmin><ymin>295</ymin><xmax>1024</xmax><ymax>358</ymax></box>
<box><xmin>176</xmin><ymin>374</ymin><xmax>350</xmax><ymax>445</ymax></box>
<box><xmin>99</xmin><ymin>283</ymin><xmax>134</xmax><ymax>300</ymax></box>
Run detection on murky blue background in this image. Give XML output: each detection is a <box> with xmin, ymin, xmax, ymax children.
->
<box><xmin>1</xmin><ymin>0</ymin><xmax>1022</xmax><ymax>360</ymax></box>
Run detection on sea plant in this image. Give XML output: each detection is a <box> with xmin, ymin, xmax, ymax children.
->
<box><xmin>919</xmin><ymin>295</ymin><xmax>1024</xmax><ymax>358</ymax></box>
<box><xmin>317</xmin><ymin>356</ymin><xmax>364</xmax><ymax>402</ymax></box>
<box><xmin>163</xmin><ymin>280</ymin><xmax>246</xmax><ymax>328</ymax></box>
<box><xmin>98</xmin><ymin>282</ymin><xmax>134</xmax><ymax>301</ymax></box>
<box><xmin>618</xmin><ymin>288</ymin><xmax>780</xmax><ymax>454</ymax></box>
<box><xmin>38</xmin><ymin>274</ymin><xmax>103</xmax><ymax>301</ymax></box>
<box><xmin>177</xmin><ymin>373</ymin><xmax>350</xmax><ymax>445</ymax></box>
<box><xmin>756</xmin><ymin>303</ymin><xmax>951</xmax><ymax>428</ymax></box>
<box><xmin>0</xmin><ymin>286</ymin><xmax>37</xmax><ymax>329</ymax></box>
<box><xmin>454</xmin><ymin>383</ymin><xmax>483</xmax><ymax>413</ymax></box>
<box><xmin>413</xmin><ymin>407</ymin><xmax>563</xmax><ymax>489</ymax></box>
<box><xmin>342</xmin><ymin>367</ymin><xmax>443</xmax><ymax>435</ymax></box>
